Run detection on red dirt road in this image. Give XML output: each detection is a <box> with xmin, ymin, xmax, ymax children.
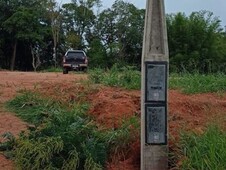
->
<box><xmin>0</xmin><ymin>71</ymin><xmax>226</xmax><ymax>169</ymax></box>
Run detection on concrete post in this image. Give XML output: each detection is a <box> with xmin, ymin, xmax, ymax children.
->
<box><xmin>141</xmin><ymin>0</ymin><xmax>169</xmax><ymax>169</ymax></box>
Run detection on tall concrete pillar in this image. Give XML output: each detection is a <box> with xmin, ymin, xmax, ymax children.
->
<box><xmin>141</xmin><ymin>0</ymin><xmax>169</xmax><ymax>169</ymax></box>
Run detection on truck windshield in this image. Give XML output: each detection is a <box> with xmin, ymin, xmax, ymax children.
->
<box><xmin>66</xmin><ymin>52</ymin><xmax>84</xmax><ymax>59</ymax></box>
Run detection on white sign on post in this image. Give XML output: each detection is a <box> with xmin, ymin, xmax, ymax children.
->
<box><xmin>145</xmin><ymin>105</ymin><xmax>167</xmax><ymax>144</ymax></box>
<box><xmin>146</xmin><ymin>62</ymin><xmax>167</xmax><ymax>102</ymax></box>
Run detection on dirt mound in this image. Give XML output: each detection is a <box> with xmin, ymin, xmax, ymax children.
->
<box><xmin>87</xmin><ymin>87</ymin><xmax>141</xmax><ymax>169</ymax></box>
<box><xmin>169</xmin><ymin>90</ymin><xmax>226</xmax><ymax>140</ymax></box>
<box><xmin>88</xmin><ymin>87</ymin><xmax>140</xmax><ymax>129</ymax></box>
<box><xmin>88</xmin><ymin>88</ymin><xmax>226</xmax><ymax>169</ymax></box>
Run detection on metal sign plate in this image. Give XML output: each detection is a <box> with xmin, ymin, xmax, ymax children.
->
<box><xmin>145</xmin><ymin>62</ymin><xmax>167</xmax><ymax>102</ymax></box>
<box><xmin>145</xmin><ymin>105</ymin><xmax>167</xmax><ymax>145</ymax></box>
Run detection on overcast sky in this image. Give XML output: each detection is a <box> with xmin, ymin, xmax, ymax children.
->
<box><xmin>59</xmin><ymin>0</ymin><xmax>226</xmax><ymax>27</ymax></box>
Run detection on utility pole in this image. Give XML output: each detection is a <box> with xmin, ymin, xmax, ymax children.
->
<box><xmin>141</xmin><ymin>0</ymin><xmax>169</xmax><ymax>169</ymax></box>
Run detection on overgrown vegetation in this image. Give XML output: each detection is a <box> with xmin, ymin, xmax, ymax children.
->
<box><xmin>89</xmin><ymin>65</ymin><xmax>141</xmax><ymax>90</ymax></box>
<box><xmin>5</xmin><ymin>91</ymin><xmax>139</xmax><ymax>169</ymax></box>
<box><xmin>169</xmin><ymin>73</ymin><xmax>226</xmax><ymax>94</ymax></box>
<box><xmin>179</xmin><ymin>126</ymin><xmax>226</xmax><ymax>169</ymax></box>
<box><xmin>89</xmin><ymin>66</ymin><xmax>226</xmax><ymax>94</ymax></box>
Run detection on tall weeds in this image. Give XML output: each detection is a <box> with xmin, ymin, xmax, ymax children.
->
<box><xmin>89</xmin><ymin>65</ymin><xmax>141</xmax><ymax>90</ymax></box>
<box><xmin>7</xmin><ymin>92</ymin><xmax>107</xmax><ymax>169</ymax></box>
<box><xmin>170</xmin><ymin>73</ymin><xmax>226</xmax><ymax>94</ymax></box>
<box><xmin>179</xmin><ymin>126</ymin><xmax>226</xmax><ymax>169</ymax></box>
<box><xmin>6</xmin><ymin>91</ymin><xmax>140</xmax><ymax>169</ymax></box>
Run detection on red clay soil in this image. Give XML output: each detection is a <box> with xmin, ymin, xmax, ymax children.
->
<box><xmin>88</xmin><ymin>87</ymin><xmax>141</xmax><ymax>129</ymax></box>
<box><xmin>0</xmin><ymin>71</ymin><xmax>226</xmax><ymax>170</ymax></box>
<box><xmin>89</xmin><ymin>89</ymin><xmax>226</xmax><ymax>169</ymax></box>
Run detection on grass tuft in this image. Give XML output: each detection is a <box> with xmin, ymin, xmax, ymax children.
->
<box><xmin>89</xmin><ymin>65</ymin><xmax>141</xmax><ymax>90</ymax></box>
<box><xmin>179</xmin><ymin>125</ymin><xmax>226</xmax><ymax>169</ymax></box>
<box><xmin>170</xmin><ymin>73</ymin><xmax>226</xmax><ymax>94</ymax></box>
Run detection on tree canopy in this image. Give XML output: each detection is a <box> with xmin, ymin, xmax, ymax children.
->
<box><xmin>0</xmin><ymin>0</ymin><xmax>225</xmax><ymax>73</ymax></box>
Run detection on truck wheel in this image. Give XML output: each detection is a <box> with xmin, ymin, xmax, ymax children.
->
<box><xmin>83</xmin><ymin>68</ymin><xmax>87</xmax><ymax>73</ymax></box>
<box><xmin>63</xmin><ymin>68</ymin><xmax>68</xmax><ymax>74</ymax></box>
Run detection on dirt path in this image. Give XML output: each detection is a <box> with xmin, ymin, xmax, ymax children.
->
<box><xmin>0</xmin><ymin>71</ymin><xmax>87</xmax><ymax>170</ymax></box>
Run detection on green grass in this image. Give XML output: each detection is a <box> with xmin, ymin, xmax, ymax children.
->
<box><xmin>179</xmin><ymin>125</ymin><xmax>226</xmax><ymax>170</ymax></box>
<box><xmin>170</xmin><ymin>73</ymin><xmax>226</xmax><ymax>94</ymax></box>
<box><xmin>6</xmin><ymin>92</ymin><xmax>107</xmax><ymax>169</ymax></box>
<box><xmin>89</xmin><ymin>66</ymin><xmax>226</xmax><ymax>93</ymax></box>
<box><xmin>89</xmin><ymin>65</ymin><xmax>141</xmax><ymax>90</ymax></box>
<box><xmin>5</xmin><ymin>91</ymin><xmax>139</xmax><ymax>169</ymax></box>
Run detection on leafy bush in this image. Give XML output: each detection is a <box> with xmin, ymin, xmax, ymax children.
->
<box><xmin>180</xmin><ymin>126</ymin><xmax>226</xmax><ymax>169</ymax></box>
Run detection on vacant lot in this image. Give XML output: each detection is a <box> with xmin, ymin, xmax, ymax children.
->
<box><xmin>0</xmin><ymin>71</ymin><xmax>226</xmax><ymax>169</ymax></box>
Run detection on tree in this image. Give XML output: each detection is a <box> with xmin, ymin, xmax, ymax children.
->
<box><xmin>61</xmin><ymin>0</ymin><xmax>99</xmax><ymax>49</ymax></box>
<box><xmin>0</xmin><ymin>0</ymin><xmax>22</xmax><ymax>70</ymax></box>
<box><xmin>30</xmin><ymin>44</ymin><xmax>41</xmax><ymax>72</ymax></box>
<box><xmin>87</xmin><ymin>38</ymin><xmax>108</xmax><ymax>68</ymax></box>
<box><xmin>96</xmin><ymin>0</ymin><xmax>145</xmax><ymax>67</ymax></box>
<box><xmin>167</xmin><ymin>10</ymin><xmax>226</xmax><ymax>73</ymax></box>
<box><xmin>46</xmin><ymin>0</ymin><xmax>62</xmax><ymax>68</ymax></box>
<box><xmin>95</xmin><ymin>8</ymin><xmax>117</xmax><ymax>60</ymax></box>
<box><xmin>2</xmin><ymin>0</ymin><xmax>47</xmax><ymax>71</ymax></box>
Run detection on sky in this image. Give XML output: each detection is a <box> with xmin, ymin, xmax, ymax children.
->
<box><xmin>59</xmin><ymin>0</ymin><xmax>226</xmax><ymax>27</ymax></box>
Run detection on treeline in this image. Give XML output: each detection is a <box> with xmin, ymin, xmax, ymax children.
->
<box><xmin>0</xmin><ymin>0</ymin><xmax>226</xmax><ymax>73</ymax></box>
<box><xmin>167</xmin><ymin>11</ymin><xmax>226</xmax><ymax>73</ymax></box>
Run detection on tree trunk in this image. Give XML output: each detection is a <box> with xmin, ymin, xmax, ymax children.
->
<box><xmin>10</xmin><ymin>40</ymin><xmax>17</xmax><ymax>71</ymax></box>
<box><xmin>53</xmin><ymin>46</ymin><xmax>57</xmax><ymax>68</ymax></box>
<box><xmin>52</xmin><ymin>28</ymin><xmax>59</xmax><ymax>68</ymax></box>
<box><xmin>30</xmin><ymin>45</ymin><xmax>41</xmax><ymax>72</ymax></box>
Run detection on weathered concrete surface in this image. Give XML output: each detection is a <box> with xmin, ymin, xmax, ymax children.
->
<box><xmin>141</xmin><ymin>0</ymin><xmax>169</xmax><ymax>169</ymax></box>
